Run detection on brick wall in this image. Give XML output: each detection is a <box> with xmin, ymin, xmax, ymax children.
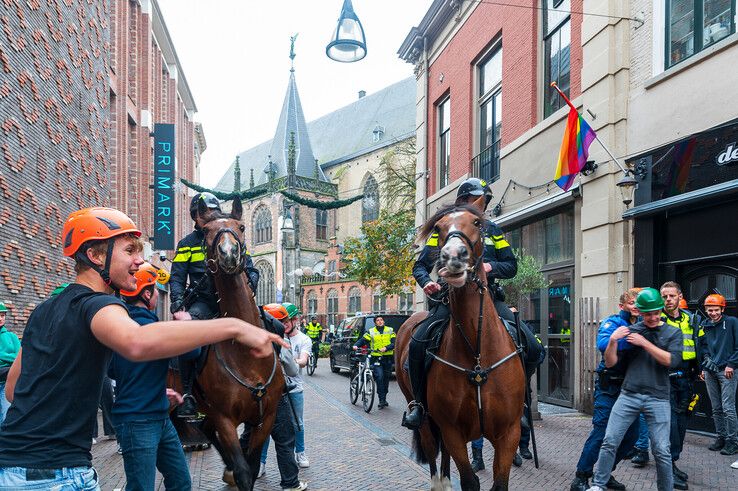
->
<box><xmin>425</xmin><ymin>1</ymin><xmax>584</xmax><ymax>193</ymax></box>
<box><xmin>0</xmin><ymin>0</ymin><xmax>111</xmax><ymax>334</ymax></box>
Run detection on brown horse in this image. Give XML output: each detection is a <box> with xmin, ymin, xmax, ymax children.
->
<box><xmin>184</xmin><ymin>198</ymin><xmax>285</xmax><ymax>490</ymax></box>
<box><xmin>395</xmin><ymin>196</ymin><xmax>525</xmax><ymax>491</ymax></box>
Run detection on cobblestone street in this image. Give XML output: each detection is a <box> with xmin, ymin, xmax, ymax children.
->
<box><xmin>93</xmin><ymin>363</ymin><xmax>738</xmax><ymax>490</ymax></box>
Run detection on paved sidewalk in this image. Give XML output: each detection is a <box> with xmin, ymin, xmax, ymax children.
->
<box><xmin>93</xmin><ymin>362</ymin><xmax>738</xmax><ymax>490</ymax></box>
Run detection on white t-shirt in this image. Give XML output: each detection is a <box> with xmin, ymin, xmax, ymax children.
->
<box><xmin>286</xmin><ymin>331</ymin><xmax>312</xmax><ymax>393</ymax></box>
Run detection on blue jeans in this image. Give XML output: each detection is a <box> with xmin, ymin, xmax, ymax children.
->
<box><xmin>0</xmin><ymin>466</ymin><xmax>99</xmax><ymax>490</ymax></box>
<box><xmin>592</xmin><ymin>391</ymin><xmax>672</xmax><ymax>491</ymax></box>
<box><xmin>0</xmin><ymin>383</ymin><xmax>10</xmax><ymax>424</ymax></box>
<box><xmin>372</xmin><ymin>357</ymin><xmax>392</xmax><ymax>403</ymax></box>
<box><xmin>115</xmin><ymin>418</ymin><xmax>191</xmax><ymax>491</ymax></box>
<box><xmin>705</xmin><ymin>370</ymin><xmax>738</xmax><ymax>443</ymax></box>
<box><xmin>575</xmin><ymin>381</ymin><xmax>640</xmax><ymax>475</ymax></box>
<box><xmin>634</xmin><ymin>413</ymin><xmax>649</xmax><ymax>450</ymax></box>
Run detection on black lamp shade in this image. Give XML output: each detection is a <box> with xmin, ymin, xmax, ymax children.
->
<box><xmin>326</xmin><ymin>0</ymin><xmax>367</xmax><ymax>63</ymax></box>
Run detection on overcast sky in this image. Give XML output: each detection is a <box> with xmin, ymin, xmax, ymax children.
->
<box><xmin>157</xmin><ymin>0</ymin><xmax>432</xmax><ymax>188</ymax></box>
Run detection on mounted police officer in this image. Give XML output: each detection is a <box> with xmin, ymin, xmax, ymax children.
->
<box><xmin>403</xmin><ymin>177</ymin><xmax>539</xmax><ymax>430</ymax></box>
<box><xmin>169</xmin><ymin>192</ymin><xmax>260</xmax><ymax>419</ymax></box>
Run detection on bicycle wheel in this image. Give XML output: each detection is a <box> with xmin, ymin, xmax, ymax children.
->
<box><xmin>362</xmin><ymin>373</ymin><xmax>375</xmax><ymax>413</ymax></box>
<box><xmin>349</xmin><ymin>374</ymin><xmax>360</xmax><ymax>405</ymax></box>
<box><xmin>307</xmin><ymin>354</ymin><xmax>315</xmax><ymax>376</ymax></box>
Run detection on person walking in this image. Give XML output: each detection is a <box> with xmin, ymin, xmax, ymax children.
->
<box><xmin>698</xmin><ymin>293</ymin><xmax>738</xmax><ymax>456</ymax></box>
<box><xmin>352</xmin><ymin>316</ymin><xmax>395</xmax><ymax>408</ymax></box>
<box><xmin>282</xmin><ymin>303</ymin><xmax>312</xmax><ymax>469</ymax></box>
<box><xmin>92</xmin><ymin>376</ymin><xmax>116</xmax><ymax>444</ymax></box>
<box><xmin>0</xmin><ymin>207</ymin><xmax>285</xmax><ymax>490</ymax></box>
<box><xmin>569</xmin><ymin>289</ymin><xmax>641</xmax><ymax>491</ymax></box>
<box><xmin>586</xmin><ymin>288</ymin><xmax>683</xmax><ymax>491</ymax></box>
<box><xmin>110</xmin><ymin>262</ymin><xmax>194</xmax><ymax>491</ymax></box>
<box><xmin>0</xmin><ymin>302</ymin><xmax>20</xmax><ymax>425</ymax></box>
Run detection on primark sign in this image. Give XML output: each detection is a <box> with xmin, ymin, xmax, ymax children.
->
<box><xmin>152</xmin><ymin>123</ymin><xmax>175</xmax><ymax>250</ymax></box>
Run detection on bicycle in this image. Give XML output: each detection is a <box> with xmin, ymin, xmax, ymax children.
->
<box><xmin>306</xmin><ymin>340</ymin><xmax>319</xmax><ymax>376</ymax></box>
<box><xmin>349</xmin><ymin>348</ymin><xmax>376</xmax><ymax>413</ymax></box>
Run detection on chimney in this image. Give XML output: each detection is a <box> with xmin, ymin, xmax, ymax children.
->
<box><xmin>358</xmin><ymin>90</ymin><xmax>366</xmax><ymax>99</ymax></box>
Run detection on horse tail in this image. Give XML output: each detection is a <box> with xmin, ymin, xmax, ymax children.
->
<box><xmin>411</xmin><ymin>422</ymin><xmax>440</xmax><ymax>464</ymax></box>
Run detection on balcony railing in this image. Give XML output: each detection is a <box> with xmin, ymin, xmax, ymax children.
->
<box><xmin>471</xmin><ymin>141</ymin><xmax>500</xmax><ymax>184</ymax></box>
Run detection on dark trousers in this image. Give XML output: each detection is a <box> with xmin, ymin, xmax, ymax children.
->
<box><xmin>575</xmin><ymin>379</ymin><xmax>640</xmax><ymax>475</ymax></box>
<box><xmin>240</xmin><ymin>396</ymin><xmax>299</xmax><ymax>489</ymax></box>
<box><xmin>670</xmin><ymin>376</ymin><xmax>693</xmax><ymax>462</ymax></box>
<box><xmin>310</xmin><ymin>338</ymin><xmax>320</xmax><ymax>360</ymax></box>
<box><xmin>94</xmin><ymin>376</ymin><xmax>115</xmax><ymax>438</ymax></box>
<box><xmin>372</xmin><ymin>356</ymin><xmax>392</xmax><ymax>402</ymax></box>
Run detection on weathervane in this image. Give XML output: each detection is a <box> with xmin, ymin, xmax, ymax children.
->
<box><xmin>289</xmin><ymin>33</ymin><xmax>298</xmax><ymax>71</ymax></box>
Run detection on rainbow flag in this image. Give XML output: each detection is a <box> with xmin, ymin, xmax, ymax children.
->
<box><xmin>554</xmin><ymin>105</ymin><xmax>596</xmax><ymax>191</ymax></box>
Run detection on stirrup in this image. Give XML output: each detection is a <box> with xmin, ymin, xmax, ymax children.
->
<box><xmin>402</xmin><ymin>401</ymin><xmax>425</xmax><ymax>429</ymax></box>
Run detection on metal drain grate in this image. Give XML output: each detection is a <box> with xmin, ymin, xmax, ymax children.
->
<box><xmin>377</xmin><ymin>437</ymin><xmax>396</xmax><ymax>446</ymax></box>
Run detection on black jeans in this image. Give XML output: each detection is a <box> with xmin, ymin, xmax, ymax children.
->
<box><xmin>240</xmin><ymin>395</ymin><xmax>299</xmax><ymax>489</ymax></box>
<box><xmin>372</xmin><ymin>356</ymin><xmax>392</xmax><ymax>402</ymax></box>
<box><xmin>94</xmin><ymin>376</ymin><xmax>115</xmax><ymax>438</ymax></box>
<box><xmin>670</xmin><ymin>375</ymin><xmax>693</xmax><ymax>461</ymax></box>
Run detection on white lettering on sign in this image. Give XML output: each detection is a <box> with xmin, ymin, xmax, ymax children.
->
<box><xmin>717</xmin><ymin>142</ymin><xmax>738</xmax><ymax>166</ymax></box>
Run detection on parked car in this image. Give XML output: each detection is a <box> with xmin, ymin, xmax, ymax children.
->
<box><xmin>329</xmin><ymin>313</ymin><xmax>410</xmax><ymax>373</ymax></box>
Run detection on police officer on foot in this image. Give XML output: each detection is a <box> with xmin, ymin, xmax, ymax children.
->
<box><xmin>169</xmin><ymin>192</ymin><xmax>259</xmax><ymax>419</ymax></box>
<box><xmin>353</xmin><ymin>316</ymin><xmax>396</xmax><ymax>408</ymax></box>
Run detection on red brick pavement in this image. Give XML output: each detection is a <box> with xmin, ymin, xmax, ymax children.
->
<box><xmin>93</xmin><ymin>362</ymin><xmax>738</xmax><ymax>490</ymax></box>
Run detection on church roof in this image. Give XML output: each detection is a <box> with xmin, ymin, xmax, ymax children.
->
<box><xmin>215</xmin><ymin>76</ymin><xmax>415</xmax><ymax>192</ymax></box>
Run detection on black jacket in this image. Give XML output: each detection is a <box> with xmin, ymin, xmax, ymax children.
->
<box><xmin>169</xmin><ymin>228</ymin><xmax>259</xmax><ymax>313</ymax></box>
<box><xmin>698</xmin><ymin>314</ymin><xmax>738</xmax><ymax>369</ymax></box>
<box><xmin>412</xmin><ymin>219</ymin><xmax>517</xmax><ymax>288</ymax></box>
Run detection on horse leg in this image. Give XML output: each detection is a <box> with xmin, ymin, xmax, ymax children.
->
<box><xmin>417</xmin><ymin>424</ymin><xmax>439</xmax><ymax>485</ymax></box>
<box><xmin>489</xmin><ymin>424</ymin><xmax>519</xmax><ymax>491</ymax></box>
<box><xmin>211</xmin><ymin>416</ymin><xmax>253</xmax><ymax>491</ymax></box>
<box><xmin>441</xmin><ymin>431</ymin><xmax>479</xmax><ymax>491</ymax></box>
<box><xmin>200</xmin><ymin>418</ymin><xmax>236</xmax><ymax>485</ymax></box>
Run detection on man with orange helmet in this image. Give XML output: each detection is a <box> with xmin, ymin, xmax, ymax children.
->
<box><xmin>109</xmin><ymin>262</ymin><xmax>196</xmax><ymax>490</ymax></box>
<box><xmin>0</xmin><ymin>207</ymin><xmax>284</xmax><ymax>490</ymax></box>
<box><xmin>698</xmin><ymin>293</ymin><xmax>738</xmax><ymax>455</ymax></box>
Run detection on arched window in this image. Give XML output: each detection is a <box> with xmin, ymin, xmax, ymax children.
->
<box><xmin>372</xmin><ymin>289</ymin><xmax>386</xmax><ymax>313</ymax></box>
<box><xmin>253</xmin><ymin>206</ymin><xmax>272</xmax><ymax>244</ymax></box>
<box><xmin>307</xmin><ymin>290</ymin><xmax>318</xmax><ymax>315</ymax></box>
<box><xmin>327</xmin><ymin>289</ymin><xmax>339</xmax><ymax>328</ymax></box>
<box><xmin>362</xmin><ymin>175</ymin><xmax>379</xmax><ymax>223</ymax></box>
<box><xmin>348</xmin><ymin>287</ymin><xmax>362</xmax><ymax>315</ymax></box>
<box><xmin>255</xmin><ymin>261</ymin><xmax>275</xmax><ymax>306</ymax></box>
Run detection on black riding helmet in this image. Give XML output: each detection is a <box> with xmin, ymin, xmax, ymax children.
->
<box><xmin>189</xmin><ymin>192</ymin><xmax>221</xmax><ymax>220</ymax></box>
<box><xmin>456</xmin><ymin>177</ymin><xmax>493</xmax><ymax>210</ymax></box>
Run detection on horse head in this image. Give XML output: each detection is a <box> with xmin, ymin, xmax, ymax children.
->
<box><xmin>198</xmin><ymin>198</ymin><xmax>247</xmax><ymax>276</ymax></box>
<box><xmin>420</xmin><ymin>195</ymin><xmax>487</xmax><ymax>288</ymax></box>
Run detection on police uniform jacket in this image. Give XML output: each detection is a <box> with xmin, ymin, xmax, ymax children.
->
<box><xmin>169</xmin><ymin>228</ymin><xmax>259</xmax><ymax>313</ymax></box>
<box><xmin>412</xmin><ymin>219</ymin><xmax>517</xmax><ymax>288</ymax></box>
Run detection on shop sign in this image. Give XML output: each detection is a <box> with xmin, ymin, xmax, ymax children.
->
<box><xmin>152</xmin><ymin>123</ymin><xmax>175</xmax><ymax>250</ymax></box>
<box><xmin>716</xmin><ymin>142</ymin><xmax>738</xmax><ymax>166</ymax></box>
<box><xmin>549</xmin><ymin>285</ymin><xmax>570</xmax><ymax>297</ymax></box>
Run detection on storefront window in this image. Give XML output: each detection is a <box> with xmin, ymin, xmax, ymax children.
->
<box><xmin>509</xmin><ymin>208</ymin><xmax>573</xmax><ymax>266</ymax></box>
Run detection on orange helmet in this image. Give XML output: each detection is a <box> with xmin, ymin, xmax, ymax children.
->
<box><xmin>263</xmin><ymin>303</ymin><xmax>288</xmax><ymax>320</ymax></box>
<box><xmin>120</xmin><ymin>262</ymin><xmax>159</xmax><ymax>298</ymax></box>
<box><xmin>704</xmin><ymin>294</ymin><xmax>726</xmax><ymax>308</ymax></box>
<box><xmin>678</xmin><ymin>298</ymin><xmax>688</xmax><ymax>310</ymax></box>
<box><xmin>62</xmin><ymin>207</ymin><xmax>141</xmax><ymax>257</ymax></box>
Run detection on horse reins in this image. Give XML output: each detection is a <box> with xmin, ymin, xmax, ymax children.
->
<box><xmin>425</xmin><ymin>222</ymin><xmax>521</xmax><ymax>436</ymax></box>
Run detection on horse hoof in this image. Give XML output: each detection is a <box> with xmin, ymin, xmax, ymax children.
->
<box><xmin>222</xmin><ymin>469</ymin><xmax>235</xmax><ymax>486</ymax></box>
<box><xmin>430</xmin><ymin>476</ymin><xmax>452</xmax><ymax>491</ymax></box>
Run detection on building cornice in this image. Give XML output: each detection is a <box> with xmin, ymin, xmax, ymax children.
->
<box><xmin>397</xmin><ymin>0</ymin><xmax>460</xmax><ymax>64</ymax></box>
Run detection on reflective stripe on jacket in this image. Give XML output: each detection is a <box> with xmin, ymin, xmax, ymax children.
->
<box><xmin>662</xmin><ymin>310</ymin><xmax>696</xmax><ymax>361</ymax></box>
<box><xmin>306</xmin><ymin>322</ymin><xmax>322</xmax><ymax>339</ymax></box>
<box><xmin>363</xmin><ymin>326</ymin><xmax>396</xmax><ymax>356</ymax></box>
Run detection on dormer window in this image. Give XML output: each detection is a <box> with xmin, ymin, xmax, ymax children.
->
<box><xmin>372</xmin><ymin>125</ymin><xmax>385</xmax><ymax>143</ymax></box>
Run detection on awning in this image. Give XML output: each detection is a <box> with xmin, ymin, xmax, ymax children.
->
<box><xmin>494</xmin><ymin>184</ymin><xmax>578</xmax><ymax>227</ymax></box>
<box><xmin>622</xmin><ymin>179</ymin><xmax>738</xmax><ymax>219</ymax></box>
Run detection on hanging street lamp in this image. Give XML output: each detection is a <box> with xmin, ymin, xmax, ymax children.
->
<box><xmin>616</xmin><ymin>172</ymin><xmax>638</xmax><ymax>207</ymax></box>
<box><xmin>326</xmin><ymin>0</ymin><xmax>367</xmax><ymax>63</ymax></box>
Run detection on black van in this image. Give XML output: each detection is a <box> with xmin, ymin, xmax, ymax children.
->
<box><xmin>329</xmin><ymin>313</ymin><xmax>409</xmax><ymax>373</ymax></box>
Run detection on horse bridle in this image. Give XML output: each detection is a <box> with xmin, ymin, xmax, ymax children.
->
<box><xmin>206</xmin><ymin>228</ymin><xmax>249</xmax><ymax>275</ymax></box>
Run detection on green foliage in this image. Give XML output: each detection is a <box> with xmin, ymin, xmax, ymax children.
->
<box><xmin>498</xmin><ymin>249</ymin><xmax>550</xmax><ymax>307</ymax></box>
<box><xmin>280</xmin><ymin>190</ymin><xmax>364</xmax><ymax>210</ymax></box>
<box><xmin>342</xmin><ymin>209</ymin><xmax>416</xmax><ymax>296</ymax></box>
<box><xmin>318</xmin><ymin>343</ymin><xmax>331</xmax><ymax>358</ymax></box>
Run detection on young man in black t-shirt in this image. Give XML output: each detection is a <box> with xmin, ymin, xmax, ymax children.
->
<box><xmin>0</xmin><ymin>207</ymin><xmax>285</xmax><ymax>489</ymax></box>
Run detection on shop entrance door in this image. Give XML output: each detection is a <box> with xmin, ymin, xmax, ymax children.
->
<box><xmin>538</xmin><ymin>269</ymin><xmax>574</xmax><ymax>406</ymax></box>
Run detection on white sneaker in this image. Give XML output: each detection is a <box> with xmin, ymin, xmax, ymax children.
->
<box><xmin>282</xmin><ymin>481</ymin><xmax>307</xmax><ymax>491</ymax></box>
<box><xmin>92</xmin><ymin>438</ymin><xmax>98</xmax><ymax>445</ymax></box>
<box><xmin>731</xmin><ymin>459</ymin><xmax>738</xmax><ymax>469</ymax></box>
<box><xmin>295</xmin><ymin>451</ymin><xmax>310</xmax><ymax>468</ymax></box>
<box><xmin>586</xmin><ymin>486</ymin><xmax>605</xmax><ymax>491</ymax></box>
<box><xmin>257</xmin><ymin>462</ymin><xmax>266</xmax><ymax>478</ymax></box>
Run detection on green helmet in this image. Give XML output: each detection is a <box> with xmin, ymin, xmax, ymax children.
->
<box><xmin>50</xmin><ymin>283</ymin><xmax>70</xmax><ymax>297</ymax></box>
<box><xmin>635</xmin><ymin>287</ymin><xmax>665</xmax><ymax>312</ymax></box>
<box><xmin>281</xmin><ymin>302</ymin><xmax>300</xmax><ymax>319</ymax></box>
<box><xmin>0</xmin><ymin>301</ymin><xmax>7</xmax><ymax>313</ymax></box>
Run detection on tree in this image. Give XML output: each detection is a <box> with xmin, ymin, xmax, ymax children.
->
<box><xmin>499</xmin><ymin>249</ymin><xmax>550</xmax><ymax>307</ymax></box>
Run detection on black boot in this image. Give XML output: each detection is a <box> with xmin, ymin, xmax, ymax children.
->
<box><xmin>177</xmin><ymin>358</ymin><xmax>198</xmax><ymax>419</ymax></box>
<box><xmin>402</xmin><ymin>337</ymin><xmax>428</xmax><ymax>430</ymax></box>
<box><xmin>569</xmin><ymin>472</ymin><xmax>589</xmax><ymax>491</ymax></box>
<box><xmin>673</xmin><ymin>474</ymin><xmax>689</xmax><ymax>490</ymax></box>
<box><xmin>519</xmin><ymin>446</ymin><xmax>533</xmax><ymax>460</ymax></box>
<box><xmin>708</xmin><ymin>436</ymin><xmax>725</xmax><ymax>451</ymax></box>
<box><xmin>672</xmin><ymin>461</ymin><xmax>688</xmax><ymax>481</ymax></box>
<box><xmin>720</xmin><ymin>440</ymin><xmax>738</xmax><ymax>455</ymax></box>
<box><xmin>606</xmin><ymin>475</ymin><xmax>626</xmax><ymax>490</ymax></box>
<box><xmin>630</xmin><ymin>449</ymin><xmax>649</xmax><ymax>467</ymax></box>
<box><xmin>512</xmin><ymin>453</ymin><xmax>522</xmax><ymax>467</ymax></box>
<box><xmin>470</xmin><ymin>447</ymin><xmax>485</xmax><ymax>473</ymax></box>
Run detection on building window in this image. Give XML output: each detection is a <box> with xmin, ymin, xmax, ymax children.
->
<box><xmin>398</xmin><ymin>291</ymin><xmax>414</xmax><ymax>314</ymax></box>
<box><xmin>348</xmin><ymin>287</ymin><xmax>362</xmax><ymax>314</ymax></box>
<box><xmin>253</xmin><ymin>206</ymin><xmax>272</xmax><ymax>244</ymax></box>
<box><xmin>437</xmin><ymin>97</ymin><xmax>451</xmax><ymax>188</ymax></box>
<box><xmin>543</xmin><ymin>0</ymin><xmax>571</xmax><ymax>117</ymax></box>
<box><xmin>255</xmin><ymin>261</ymin><xmax>275</xmax><ymax>306</ymax></box>
<box><xmin>362</xmin><ymin>174</ymin><xmax>379</xmax><ymax>223</ymax></box>
<box><xmin>373</xmin><ymin>290</ymin><xmax>386</xmax><ymax>313</ymax></box>
<box><xmin>506</xmin><ymin>208</ymin><xmax>574</xmax><ymax>266</ymax></box>
<box><xmin>307</xmin><ymin>290</ymin><xmax>318</xmax><ymax>314</ymax></box>
<box><xmin>476</xmin><ymin>46</ymin><xmax>502</xmax><ymax>183</ymax></box>
<box><xmin>327</xmin><ymin>260</ymin><xmax>336</xmax><ymax>275</ymax></box>
<box><xmin>316</xmin><ymin>209</ymin><xmax>328</xmax><ymax>240</ymax></box>
<box><xmin>327</xmin><ymin>289</ymin><xmax>339</xmax><ymax>328</ymax></box>
<box><xmin>666</xmin><ymin>0</ymin><xmax>735</xmax><ymax>68</ymax></box>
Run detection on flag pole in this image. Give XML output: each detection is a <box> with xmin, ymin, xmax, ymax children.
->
<box><xmin>550</xmin><ymin>82</ymin><xmax>629</xmax><ymax>175</ymax></box>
